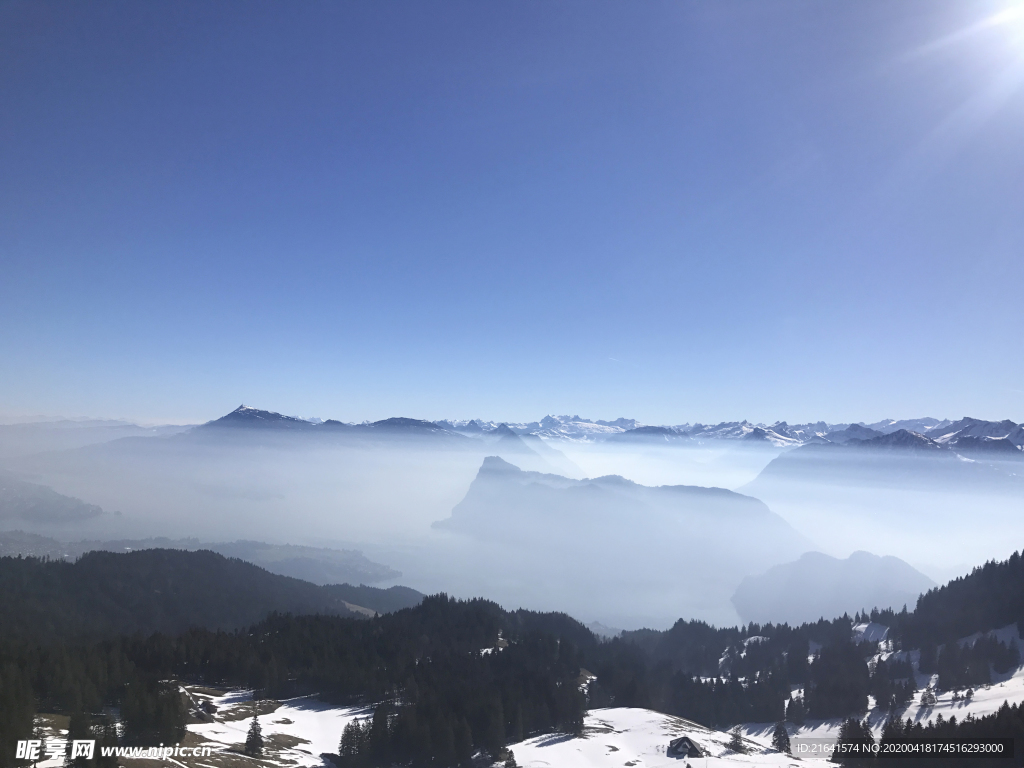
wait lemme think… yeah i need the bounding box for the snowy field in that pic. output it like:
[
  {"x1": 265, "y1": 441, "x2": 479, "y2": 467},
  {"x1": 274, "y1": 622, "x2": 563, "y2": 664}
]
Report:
[
  {"x1": 186, "y1": 688, "x2": 368, "y2": 767},
  {"x1": 509, "y1": 707, "x2": 799, "y2": 767},
  {"x1": 31, "y1": 635, "x2": 1024, "y2": 768},
  {"x1": 177, "y1": 622, "x2": 1024, "y2": 768},
  {"x1": 181, "y1": 691, "x2": 804, "y2": 767}
]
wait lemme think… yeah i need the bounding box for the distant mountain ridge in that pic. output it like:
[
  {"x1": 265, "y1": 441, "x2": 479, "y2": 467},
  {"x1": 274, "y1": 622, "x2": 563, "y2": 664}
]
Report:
[
  {"x1": 0, "y1": 532, "x2": 401, "y2": 585},
  {"x1": 204, "y1": 405, "x2": 463, "y2": 438},
  {"x1": 435, "y1": 456, "x2": 799, "y2": 536},
  {"x1": 826, "y1": 423, "x2": 883, "y2": 443},
  {"x1": 731, "y1": 551, "x2": 937, "y2": 626},
  {"x1": 848, "y1": 428, "x2": 947, "y2": 453},
  {"x1": 0, "y1": 470, "x2": 104, "y2": 523},
  {"x1": 6, "y1": 407, "x2": 1021, "y2": 451},
  {"x1": 0, "y1": 419, "x2": 191, "y2": 459},
  {"x1": 197, "y1": 407, "x2": 1023, "y2": 452},
  {"x1": 17, "y1": 406, "x2": 1015, "y2": 451},
  {"x1": 430, "y1": 456, "x2": 811, "y2": 624},
  {"x1": 745, "y1": 429, "x2": 1024, "y2": 495}
]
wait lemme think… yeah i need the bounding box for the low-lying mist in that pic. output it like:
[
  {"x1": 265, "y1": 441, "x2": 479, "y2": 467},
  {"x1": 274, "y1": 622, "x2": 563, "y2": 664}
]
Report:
[{"x1": 2, "y1": 413, "x2": 1022, "y2": 629}]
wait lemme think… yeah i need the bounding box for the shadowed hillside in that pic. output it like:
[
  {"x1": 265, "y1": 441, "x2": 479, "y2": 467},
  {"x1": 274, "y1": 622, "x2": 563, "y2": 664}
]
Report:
[{"x1": 0, "y1": 549, "x2": 421, "y2": 640}]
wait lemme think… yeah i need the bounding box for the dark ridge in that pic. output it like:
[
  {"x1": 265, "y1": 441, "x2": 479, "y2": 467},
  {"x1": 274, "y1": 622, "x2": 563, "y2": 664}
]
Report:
[
  {"x1": 849, "y1": 428, "x2": 945, "y2": 452},
  {"x1": 322, "y1": 583, "x2": 425, "y2": 615},
  {"x1": 953, "y1": 435, "x2": 1022, "y2": 457},
  {"x1": 0, "y1": 548, "x2": 372, "y2": 639}
]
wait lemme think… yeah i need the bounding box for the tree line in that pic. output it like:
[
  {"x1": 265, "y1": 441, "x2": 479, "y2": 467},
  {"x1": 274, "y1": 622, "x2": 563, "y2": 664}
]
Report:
[
  {"x1": 832, "y1": 702, "x2": 1024, "y2": 767},
  {"x1": 0, "y1": 595, "x2": 586, "y2": 768},
  {"x1": 3, "y1": 546, "x2": 1024, "y2": 767}
]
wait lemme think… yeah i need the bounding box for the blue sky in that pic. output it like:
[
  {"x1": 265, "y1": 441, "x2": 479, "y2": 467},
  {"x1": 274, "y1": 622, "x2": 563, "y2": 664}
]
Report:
[{"x1": 1, "y1": 0, "x2": 1022, "y2": 425}]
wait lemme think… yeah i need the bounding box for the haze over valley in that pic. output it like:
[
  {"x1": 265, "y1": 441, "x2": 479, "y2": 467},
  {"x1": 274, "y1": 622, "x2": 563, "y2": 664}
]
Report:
[{"x1": 3, "y1": 405, "x2": 1020, "y2": 628}]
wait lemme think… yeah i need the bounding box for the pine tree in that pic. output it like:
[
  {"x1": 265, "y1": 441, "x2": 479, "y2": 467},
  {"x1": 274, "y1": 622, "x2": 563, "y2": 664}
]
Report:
[
  {"x1": 339, "y1": 719, "x2": 362, "y2": 762},
  {"x1": 727, "y1": 725, "x2": 746, "y2": 754},
  {"x1": 368, "y1": 703, "x2": 391, "y2": 764},
  {"x1": 785, "y1": 695, "x2": 806, "y2": 726},
  {"x1": 919, "y1": 686, "x2": 936, "y2": 708},
  {"x1": 245, "y1": 708, "x2": 264, "y2": 757},
  {"x1": 835, "y1": 717, "x2": 875, "y2": 765},
  {"x1": 771, "y1": 721, "x2": 791, "y2": 754}
]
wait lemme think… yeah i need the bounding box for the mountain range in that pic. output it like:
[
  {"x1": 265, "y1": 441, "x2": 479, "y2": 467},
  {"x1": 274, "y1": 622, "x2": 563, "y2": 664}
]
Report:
[
  {"x1": 4, "y1": 406, "x2": 1022, "y2": 454},
  {"x1": 3, "y1": 405, "x2": 1021, "y2": 626},
  {"x1": 744, "y1": 429, "x2": 1024, "y2": 493},
  {"x1": 208, "y1": 407, "x2": 1024, "y2": 453}
]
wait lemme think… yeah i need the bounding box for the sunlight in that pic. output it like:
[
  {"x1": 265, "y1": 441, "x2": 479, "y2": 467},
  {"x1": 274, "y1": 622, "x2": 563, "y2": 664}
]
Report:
[
  {"x1": 909, "y1": 1, "x2": 1024, "y2": 58},
  {"x1": 989, "y1": 2, "x2": 1024, "y2": 47}
]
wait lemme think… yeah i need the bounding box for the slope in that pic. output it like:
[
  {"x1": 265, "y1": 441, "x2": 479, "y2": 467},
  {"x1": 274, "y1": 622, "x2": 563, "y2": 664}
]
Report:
[{"x1": 0, "y1": 548, "x2": 373, "y2": 639}]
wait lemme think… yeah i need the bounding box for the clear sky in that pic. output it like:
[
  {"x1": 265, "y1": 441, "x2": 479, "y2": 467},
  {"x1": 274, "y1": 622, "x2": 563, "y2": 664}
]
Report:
[{"x1": 1, "y1": 0, "x2": 1022, "y2": 426}]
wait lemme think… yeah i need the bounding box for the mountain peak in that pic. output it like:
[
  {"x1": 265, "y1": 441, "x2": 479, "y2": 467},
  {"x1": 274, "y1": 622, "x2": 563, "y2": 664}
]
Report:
[
  {"x1": 480, "y1": 455, "x2": 521, "y2": 472},
  {"x1": 204, "y1": 405, "x2": 313, "y2": 430}
]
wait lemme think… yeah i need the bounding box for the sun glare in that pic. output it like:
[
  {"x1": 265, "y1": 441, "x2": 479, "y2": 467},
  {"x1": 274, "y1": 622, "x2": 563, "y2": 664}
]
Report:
[{"x1": 990, "y1": 2, "x2": 1024, "y2": 45}]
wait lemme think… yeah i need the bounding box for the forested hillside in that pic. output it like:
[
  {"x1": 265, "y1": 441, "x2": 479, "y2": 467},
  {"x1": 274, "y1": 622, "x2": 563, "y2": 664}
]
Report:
[
  {"x1": 0, "y1": 549, "x2": 375, "y2": 638},
  {"x1": 606, "y1": 550, "x2": 1024, "y2": 725},
  {"x1": 895, "y1": 551, "x2": 1024, "y2": 648},
  {"x1": 2, "y1": 549, "x2": 1024, "y2": 768},
  {"x1": 0, "y1": 595, "x2": 589, "y2": 768}
]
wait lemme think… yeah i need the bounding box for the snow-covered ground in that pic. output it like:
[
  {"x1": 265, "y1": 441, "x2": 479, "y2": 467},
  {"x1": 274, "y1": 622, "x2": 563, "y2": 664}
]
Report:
[
  {"x1": 34, "y1": 639, "x2": 1024, "y2": 768},
  {"x1": 740, "y1": 662, "x2": 1024, "y2": 749},
  {"x1": 30, "y1": 715, "x2": 71, "y2": 768},
  {"x1": 186, "y1": 688, "x2": 367, "y2": 767},
  {"x1": 506, "y1": 708, "x2": 798, "y2": 767},
  {"x1": 182, "y1": 693, "x2": 803, "y2": 767},
  {"x1": 740, "y1": 624, "x2": 1024, "y2": 746}
]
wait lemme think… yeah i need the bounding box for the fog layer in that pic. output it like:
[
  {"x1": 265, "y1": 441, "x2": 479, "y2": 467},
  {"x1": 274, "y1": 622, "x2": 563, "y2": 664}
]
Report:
[{"x1": 2, "y1": 411, "x2": 1021, "y2": 628}]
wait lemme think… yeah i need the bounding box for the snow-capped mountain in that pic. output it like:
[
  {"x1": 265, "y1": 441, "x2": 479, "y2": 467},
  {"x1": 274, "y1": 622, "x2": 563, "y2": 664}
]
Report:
[
  {"x1": 202, "y1": 407, "x2": 1022, "y2": 455},
  {"x1": 435, "y1": 415, "x2": 643, "y2": 442},
  {"x1": 825, "y1": 423, "x2": 883, "y2": 443},
  {"x1": 207, "y1": 404, "x2": 316, "y2": 430},
  {"x1": 928, "y1": 416, "x2": 1024, "y2": 448},
  {"x1": 864, "y1": 417, "x2": 952, "y2": 434},
  {"x1": 668, "y1": 421, "x2": 802, "y2": 447}
]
